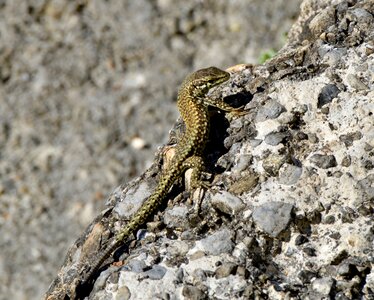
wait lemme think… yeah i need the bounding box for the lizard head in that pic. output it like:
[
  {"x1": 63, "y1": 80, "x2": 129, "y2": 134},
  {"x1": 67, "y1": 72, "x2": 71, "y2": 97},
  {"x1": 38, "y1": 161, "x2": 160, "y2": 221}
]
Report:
[{"x1": 185, "y1": 67, "x2": 230, "y2": 96}]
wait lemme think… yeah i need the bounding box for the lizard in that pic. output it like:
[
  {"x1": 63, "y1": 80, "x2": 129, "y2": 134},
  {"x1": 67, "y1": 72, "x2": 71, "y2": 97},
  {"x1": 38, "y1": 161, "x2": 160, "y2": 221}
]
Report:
[{"x1": 81, "y1": 66, "x2": 243, "y2": 285}]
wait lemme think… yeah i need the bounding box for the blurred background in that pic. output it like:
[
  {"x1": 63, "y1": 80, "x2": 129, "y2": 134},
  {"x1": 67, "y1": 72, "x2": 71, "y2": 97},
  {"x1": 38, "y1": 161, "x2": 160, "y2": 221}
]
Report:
[{"x1": 0, "y1": 0, "x2": 302, "y2": 299}]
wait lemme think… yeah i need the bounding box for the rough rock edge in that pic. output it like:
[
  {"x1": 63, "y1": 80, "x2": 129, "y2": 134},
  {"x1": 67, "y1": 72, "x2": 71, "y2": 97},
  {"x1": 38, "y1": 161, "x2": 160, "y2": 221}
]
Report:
[{"x1": 45, "y1": 0, "x2": 374, "y2": 299}]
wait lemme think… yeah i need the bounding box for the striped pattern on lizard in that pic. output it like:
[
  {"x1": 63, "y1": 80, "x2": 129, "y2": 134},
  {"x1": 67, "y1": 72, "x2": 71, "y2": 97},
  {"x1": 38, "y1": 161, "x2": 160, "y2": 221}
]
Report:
[{"x1": 82, "y1": 66, "x2": 242, "y2": 283}]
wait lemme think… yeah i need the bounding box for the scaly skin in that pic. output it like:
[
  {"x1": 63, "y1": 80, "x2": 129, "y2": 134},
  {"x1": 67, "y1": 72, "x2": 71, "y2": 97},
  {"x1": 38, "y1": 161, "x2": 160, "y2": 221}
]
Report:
[{"x1": 82, "y1": 67, "x2": 241, "y2": 282}]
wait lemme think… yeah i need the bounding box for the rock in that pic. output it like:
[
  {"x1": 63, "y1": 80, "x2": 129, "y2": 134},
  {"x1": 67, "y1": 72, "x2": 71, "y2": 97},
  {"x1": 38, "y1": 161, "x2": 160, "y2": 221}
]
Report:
[
  {"x1": 262, "y1": 153, "x2": 289, "y2": 176},
  {"x1": 215, "y1": 262, "x2": 237, "y2": 279},
  {"x1": 341, "y1": 155, "x2": 351, "y2": 167},
  {"x1": 211, "y1": 191, "x2": 245, "y2": 215},
  {"x1": 252, "y1": 202, "x2": 293, "y2": 237},
  {"x1": 339, "y1": 131, "x2": 362, "y2": 147},
  {"x1": 264, "y1": 130, "x2": 290, "y2": 146},
  {"x1": 298, "y1": 270, "x2": 317, "y2": 284},
  {"x1": 164, "y1": 205, "x2": 189, "y2": 229},
  {"x1": 195, "y1": 229, "x2": 234, "y2": 256},
  {"x1": 310, "y1": 154, "x2": 337, "y2": 169},
  {"x1": 115, "y1": 286, "x2": 131, "y2": 300},
  {"x1": 294, "y1": 235, "x2": 308, "y2": 246},
  {"x1": 322, "y1": 214, "x2": 335, "y2": 224},
  {"x1": 144, "y1": 265, "x2": 167, "y2": 280},
  {"x1": 43, "y1": 1, "x2": 374, "y2": 299},
  {"x1": 309, "y1": 7, "x2": 336, "y2": 36},
  {"x1": 127, "y1": 259, "x2": 147, "y2": 273},
  {"x1": 303, "y1": 247, "x2": 317, "y2": 257},
  {"x1": 255, "y1": 99, "x2": 286, "y2": 122},
  {"x1": 311, "y1": 277, "x2": 334, "y2": 296},
  {"x1": 182, "y1": 285, "x2": 206, "y2": 300},
  {"x1": 346, "y1": 74, "x2": 368, "y2": 91},
  {"x1": 317, "y1": 84, "x2": 340, "y2": 108},
  {"x1": 278, "y1": 163, "x2": 302, "y2": 185}
]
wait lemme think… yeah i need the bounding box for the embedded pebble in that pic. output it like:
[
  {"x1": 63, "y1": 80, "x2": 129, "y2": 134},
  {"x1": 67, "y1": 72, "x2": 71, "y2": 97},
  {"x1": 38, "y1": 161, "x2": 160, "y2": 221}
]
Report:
[
  {"x1": 144, "y1": 265, "x2": 167, "y2": 280},
  {"x1": 264, "y1": 131, "x2": 290, "y2": 146},
  {"x1": 317, "y1": 84, "x2": 340, "y2": 108},
  {"x1": 196, "y1": 229, "x2": 234, "y2": 255},
  {"x1": 182, "y1": 285, "x2": 206, "y2": 299},
  {"x1": 115, "y1": 286, "x2": 131, "y2": 300},
  {"x1": 127, "y1": 259, "x2": 147, "y2": 273},
  {"x1": 311, "y1": 277, "x2": 334, "y2": 295},
  {"x1": 255, "y1": 99, "x2": 286, "y2": 122},
  {"x1": 310, "y1": 154, "x2": 337, "y2": 169},
  {"x1": 278, "y1": 163, "x2": 302, "y2": 185},
  {"x1": 211, "y1": 191, "x2": 245, "y2": 215},
  {"x1": 252, "y1": 202, "x2": 294, "y2": 237},
  {"x1": 346, "y1": 74, "x2": 368, "y2": 90},
  {"x1": 215, "y1": 262, "x2": 237, "y2": 279},
  {"x1": 164, "y1": 206, "x2": 189, "y2": 229}
]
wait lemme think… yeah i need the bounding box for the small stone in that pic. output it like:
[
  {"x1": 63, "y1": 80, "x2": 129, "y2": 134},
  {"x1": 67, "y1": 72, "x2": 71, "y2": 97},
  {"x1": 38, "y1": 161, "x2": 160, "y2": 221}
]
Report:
[
  {"x1": 295, "y1": 132, "x2": 308, "y2": 141},
  {"x1": 323, "y1": 214, "x2": 336, "y2": 224},
  {"x1": 317, "y1": 84, "x2": 340, "y2": 108},
  {"x1": 323, "y1": 48, "x2": 346, "y2": 66},
  {"x1": 331, "y1": 250, "x2": 349, "y2": 265},
  {"x1": 341, "y1": 155, "x2": 351, "y2": 167},
  {"x1": 339, "y1": 131, "x2": 362, "y2": 147},
  {"x1": 309, "y1": 133, "x2": 319, "y2": 144},
  {"x1": 358, "y1": 174, "x2": 374, "y2": 198},
  {"x1": 329, "y1": 232, "x2": 341, "y2": 240},
  {"x1": 211, "y1": 191, "x2": 245, "y2": 215},
  {"x1": 249, "y1": 139, "x2": 262, "y2": 147},
  {"x1": 263, "y1": 154, "x2": 289, "y2": 176},
  {"x1": 337, "y1": 262, "x2": 360, "y2": 278},
  {"x1": 295, "y1": 235, "x2": 309, "y2": 246},
  {"x1": 215, "y1": 262, "x2": 237, "y2": 279},
  {"x1": 346, "y1": 74, "x2": 368, "y2": 91},
  {"x1": 182, "y1": 285, "x2": 206, "y2": 300},
  {"x1": 228, "y1": 173, "x2": 259, "y2": 195},
  {"x1": 115, "y1": 286, "x2": 131, "y2": 300},
  {"x1": 236, "y1": 266, "x2": 249, "y2": 278},
  {"x1": 321, "y1": 106, "x2": 329, "y2": 114},
  {"x1": 144, "y1": 265, "x2": 167, "y2": 280},
  {"x1": 197, "y1": 229, "x2": 234, "y2": 255},
  {"x1": 264, "y1": 131, "x2": 290, "y2": 146},
  {"x1": 192, "y1": 268, "x2": 208, "y2": 282},
  {"x1": 334, "y1": 292, "x2": 350, "y2": 300},
  {"x1": 340, "y1": 207, "x2": 357, "y2": 223},
  {"x1": 298, "y1": 270, "x2": 317, "y2": 284},
  {"x1": 115, "y1": 182, "x2": 154, "y2": 217},
  {"x1": 166, "y1": 240, "x2": 189, "y2": 258},
  {"x1": 232, "y1": 154, "x2": 252, "y2": 173},
  {"x1": 127, "y1": 259, "x2": 147, "y2": 273},
  {"x1": 312, "y1": 277, "x2": 334, "y2": 295},
  {"x1": 309, "y1": 7, "x2": 336, "y2": 36},
  {"x1": 252, "y1": 202, "x2": 294, "y2": 237},
  {"x1": 278, "y1": 164, "x2": 303, "y2": 185},
  {"x1": 189, "y1": 251, "x2": 205, "y2": 261},
  {"x1": 303, "y1": 247, "x2": 317, "y2": 257},
  {"x1": 164, "y1": 205, "x2": 189, "y2": 229},
  {"x1": 310, "y1": 154, "x2": 337, "y2": 169},
  {"x1": 175, "y1": 268, "x2": 184, "y2": 283},
  {"x1": 255, "y1": 99, "x2": 286, "y2": 122},
  {"x1": 130, "y1": 136, "x2": 147, "y2": 149}
]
